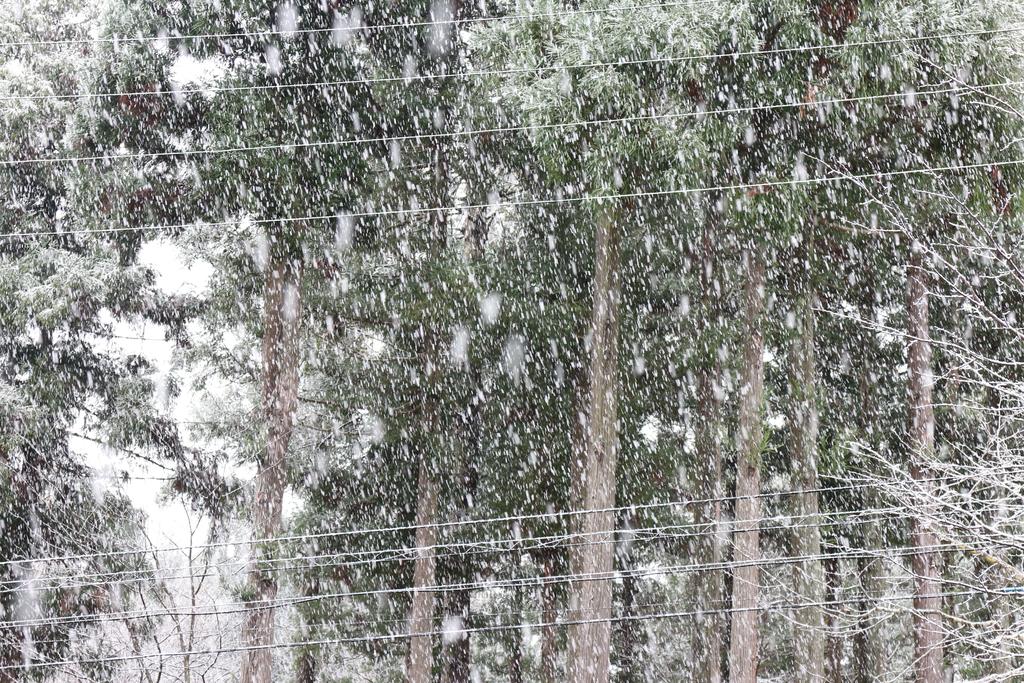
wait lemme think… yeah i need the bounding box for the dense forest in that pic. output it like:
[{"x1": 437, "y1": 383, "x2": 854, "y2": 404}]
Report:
[{"x1": 3, "y1": 0, "x2": 1024, "y2": 681}]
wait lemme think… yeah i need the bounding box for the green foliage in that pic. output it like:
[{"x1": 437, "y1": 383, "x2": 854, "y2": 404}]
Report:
[{"x1": 4, "y1": 0, "x2": 1024, "y2": 678}]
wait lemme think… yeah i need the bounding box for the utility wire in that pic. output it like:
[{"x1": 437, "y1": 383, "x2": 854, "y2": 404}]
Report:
[
  {"x1": 4, "y1": 78, "x2": 1016, "y2": 166},
  {"x1": 0, "y1": 469, "x2": 965, "y2": 568},
  {"x1": 0, "y1": 575, "x2": 963, "y2": 654},
  {"x1": 0, "y1": 589, "x2": 993, "y2": 671},
  {"x1": 4, "y1": 21, "x2": 1020, "y2": 85},
  {"x1": 0, "y1": 506, "x2": 901, "y2": 591},
  {"x1": 0, "y1": 541, "x2": 980, "y2": 631},
  {"x1": 3, "y1": 156, "x2": 1021, "y2": 240},
  {"x1": 4, "y1": 25, "x2": 1020, "y2": 103},
  {"x1": 0, "y1": 1, "x2": 715, "y2": 49}
]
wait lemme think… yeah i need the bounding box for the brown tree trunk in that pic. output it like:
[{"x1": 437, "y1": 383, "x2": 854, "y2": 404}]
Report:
[
  {"x1": 295, "y1": 578, "x2": 320, "y2": 683},
  {"x1": 728, "y1": 248, "x2": 766, "y2": 683},
  {"x1": 566, "y1": 207, "x2": 621, "y2": 683},
  {"x1": 440, "y1": 584, "x2": 471, "y2": 683},
  {"x1": 0, "y1": 456, "x2": 23, "y2": 683},
  {"x1": 296, "y1": 648, "x2": 317, "y2": 683},
  {"x1": 240, "y1": 254, "x2": 303, "y2": 683},
  {"x1": 509, "y1": 636, "x2": 523, "y2": 683},
  {"x1": 408, "y1": 458, "x2": 440, "y2": 683},
  {"x1": 616, "y1": 553, "x2": 642, "y2": 683},
  {"x1": 0, "y1": 650, "x2": 17, "y2": 683},
  {"x1": 406, "y1": 129, "x2": 454, "y2": 683},
  {"x1": 789, "y1": 280, "x2": 824, "y2": 683},
  {"x1": 693, "y1": 194, "x2": 725, "y2": 683},
  {"x1": 854, "y1": 534, "x2": 887, "y2": 683},
  {"x1": 907, "y1": 244, "x2": 943, "y2": 683},
  {"x1": 509, "y1": 584, "x2": 524, "y2": 683},
  {"x1": 854, "y1": 326, "x2": 888, "y2": 683},
  {"x1": 440, "y1": 190, "x2": 489, "y2": 683},
  {"x1": 540, "y1": 549, "x2": 559, "y2": 683},
  {"x1": 823, "y1": 554, "x2": 842, "y2": 683}
]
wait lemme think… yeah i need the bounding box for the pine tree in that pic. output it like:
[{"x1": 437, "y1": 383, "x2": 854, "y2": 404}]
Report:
[{"x1": 1, "y1": 0, "x2": 195, "y2": 676}]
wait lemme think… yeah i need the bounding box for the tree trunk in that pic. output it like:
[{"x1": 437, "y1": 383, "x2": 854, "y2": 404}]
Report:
[
  {"x1": 509, "y1": 584, "x2": 524, "y2": 683},
  {"x1": 789, "y1": 282, "x2": 824, "y2": 682},
  {"x1": 728, "y1": 248, "x2": 766, "y2": 683},
  {"x1": 440, "y1": 584, "x2": 471, "y2": 683},
  {"x1": 440, "y1": 195, "x2": 489, "y2": 683},
  {"x1": 854, "y1": 328, "x2": 888, "y2": 683},
  {"x1": 296, "y1": 577, "x2": 320, "y2": 683},
  {"x1": 296, "y1": 647, "x2": 317, "y2": 683},
  {"x1": 907, "y1": 243, "x2": 943, "y2": 683},
  {"x1": 540, "y1": 549, "x2": 559, "y2": 683},
  {"x1": 0, "y1": 649, "x2": 17, "y2": 683},
  {"x1": 406, "y1": 126, "x2": 454, "y2": 683},
  {"x1": 854, "y1": 541, "x2": 887, "y2": 683},
  {"x1": 240, "y1": 255, "x2": 303, "y2": 683},
  {"x1": 692, "y1": 195, "x2": 724, "y2": 683},
  {"x1": 566, "y1": 207, "x2": 621, "y2": 683},
  {"x1": 823, "y1": 554, "x2": 842, "y2": 683},
  {"x1": 0, "y1": 468, "x2": 23, "y2": 683},
  {"x1": 509, "y1": 634, "x2": 523, "y2": 683},
  {"x1": 408, "y1": 457, "x2": 440, "y2": 683},
  {"x1": 616, "y1": 553, "x2": 642, "y2": 683}
]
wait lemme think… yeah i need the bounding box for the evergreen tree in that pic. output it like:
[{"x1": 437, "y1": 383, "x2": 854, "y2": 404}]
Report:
[{"x1": 1, "y1": 0, "x2": 196, "y2": 676}]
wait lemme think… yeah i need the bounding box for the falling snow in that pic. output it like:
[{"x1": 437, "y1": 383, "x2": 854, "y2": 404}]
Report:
[{"x1": 2, "y1": 1, "x2": 1024, "y2": 682}]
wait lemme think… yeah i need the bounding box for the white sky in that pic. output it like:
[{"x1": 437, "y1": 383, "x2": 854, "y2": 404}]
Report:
[{"x1": 73, "y1": 239, "x2": 213, "y2": 549}]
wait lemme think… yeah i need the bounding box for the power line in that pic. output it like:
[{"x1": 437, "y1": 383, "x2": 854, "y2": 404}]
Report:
[
  {"x1": 2, "y1": 508, "x2": 887, "y2": 588},
  {"x1": 3, "y1": 456, "x2": 1013, "y2": 572},
  {"x1": 5, "y1": 78, "x2": 1015, "y2": 166},
  {"x1": 4, "y1": 20, "x2": 1020, "y2": 91},
  {"x1": 0, "y1": 541, "x2": 979, "y2": 631},
  {"x1": 0, "y1": 506, "x2": 901, "y2": 591},
  {"x1": 0, "y1": 468, "x2": 941, "y2": 568},
  {"x1": 0, "y1": 574, "x2": 963, "y2": 655},
  {"x1": 0, "y1": 593, "x2": 710, "y2": 651},
  {"x1": 0, "y1": 589, "x2": 990, "y2": 671},
  {"x1": 4, "y1": 23, "x2": 1020, "y2": 103},
  {"x1": 0, "y1": 1, "x2": 714, "y2": 50},
  {"x1": 3, "y1": 156, "x2": 1020, "y2": 240}
]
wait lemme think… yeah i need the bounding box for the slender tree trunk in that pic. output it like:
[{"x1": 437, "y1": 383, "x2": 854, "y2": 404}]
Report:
[
  {"x1": 123, "y1": 617, "x2": 156, "y2": 683},
  {"x1": 440, "y1": 583, "x2": 471, "y2": 683},
  {"x1": 616, "y1": 553, "x2": 642, "y2": 683},
  {"x1": 0, "y1": 457, "x2": 23, "y2": 683},
  {"x1": 789, "y1": 280, "x2": 824, "y2": 682},
  {"x1": 566, "y1": 207, "x2": 621, "y2": 683},
  {"x1": 540, "y1": 549, "x2": 559, "y2": 683},
  {"x1": 0, "y1": 580, "x2": 18, "y2": 681},
  {"x1": 440, "y1": 190, "x2": 489, "y2": 683},
  {"x1": 1, "y1": 464, "x2": 36, "y2": 683},
  {"x1": 296, "y1": 577, "x2": 320, "y2": 683},
  {"x1": 693, "y1": 195, "x2": 724, "y2": 683},
  {"x1": 408, "y1": 458, "x2": 440, "y2": 683},
  {"x1": 854, "y1": 537, "x2": 887, "y2": 683},
  {"x1": 240, "y1": 255, "x2": 302, "y2": 683},
  {"x1": 0, "y1": 649, "x2": 17, "y2": 683},
  {"x1": 907, "y1": 244, "x2": 943, "y2": 683},
  {"x1": 728, "y1": 248, "x2": 766, "y2": 683},
  {"x1": 296, "y1": 648, "x2": 317, "y2": 683},
  {"x1": 982, "y1": 384, "x2": 1018, "y2": 679},
  {"x1": 406, "y1": 130, "x2": 454, "y2": 683},
  {"x1": 509, "y1": 635, "x2": 523, "y2": 683},
  {"x1": 854, "y1": 333, "x2": 888, "y2": 683},
  {"x1": 509, "y1": 584, "x2": 524, "y2": 683},
  {"x1": 823, "y1": 554, "x2": 842, "y2": 683}
]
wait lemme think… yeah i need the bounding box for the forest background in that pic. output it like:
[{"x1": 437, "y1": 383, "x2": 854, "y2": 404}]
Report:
[{"x1": 3, "y1": 0, "x2": 1024, "y2": 681}]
